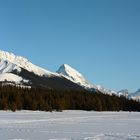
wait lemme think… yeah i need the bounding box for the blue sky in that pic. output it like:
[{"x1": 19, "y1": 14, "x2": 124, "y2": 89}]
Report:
[{"x1": 0, "y1": 0, "x2": 140, "y2": 92}]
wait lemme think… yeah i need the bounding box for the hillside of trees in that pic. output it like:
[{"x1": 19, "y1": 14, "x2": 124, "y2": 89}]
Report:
[{"x1": 0, "y1": 85, "x2": 140, "y2": 112}]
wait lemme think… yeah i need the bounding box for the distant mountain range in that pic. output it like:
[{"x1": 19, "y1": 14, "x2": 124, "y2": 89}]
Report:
[{"x1": 0, "y1": 50, "x2": 139, "y2": 100}]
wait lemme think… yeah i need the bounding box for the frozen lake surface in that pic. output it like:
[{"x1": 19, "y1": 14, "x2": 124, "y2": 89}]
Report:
[{"x1": 0, "y1": 110, "x2": 140, "y2": 140}]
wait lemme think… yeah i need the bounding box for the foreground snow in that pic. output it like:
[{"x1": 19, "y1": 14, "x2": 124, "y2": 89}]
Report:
[{"x1": 0, "y1": 111, "x2": 140, "y2": 140}]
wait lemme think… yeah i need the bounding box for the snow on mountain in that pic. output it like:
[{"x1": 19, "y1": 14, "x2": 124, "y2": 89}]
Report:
[
  {"x1": 0, "y1": 59, "x2": 21, "y2": 74},
  {"x1": 0, "y1": 58, "x2": 29, "y2": 85},
  {"x1": 132, "y1": 88, "x2": 140, "y2": 97},
  {"x1": 0, "y1": 50, "x2": 55, "y2": 76},
  {"x1": 117, "y1": 89, "x2": 129, "y2": 97},
  {"x1": 56, "y1": 64, "x2": 120, "y2": 95},
  {"x1": 56, "y1": 64, "x2": 118, "y2": 95},
  {"x1": 130, "y1": 89, "x2": 140, "y2": 101},
  {"x1": 0, "y1": 73, "x2": 29, "y2": 84},
  {"x1": 56, "y1": 64, "x2": 95, "y2": 89},
  {"x1": 1, "y1": 50, "x2": 136, "y2": 97},
  {"x1": 96, "y1": 85, "x2": 117, "y2": 95},
  {"x1": 0, "y1": 50, "x2": 120, "y2": 94}
]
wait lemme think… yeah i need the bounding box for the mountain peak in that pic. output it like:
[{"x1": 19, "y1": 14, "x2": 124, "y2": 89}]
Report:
[
  {"x1": 132, "y1": 88, "x2": 140, "y2": 97},
  {"x1": 57, "y1": 64, "x2": 83, "y2": 78},
  {"x1": 0, "y1": 50, "x2": 28, "y2": 63},
  {"x1": 0, "y1": 49, "x2": 53, "y2": 76},
  {"x1": 57, "y1": 64, "x2": 93, "y2": 89},
  {"x1": 117, "y1": 89, "x2": 129, "y2": 97},
  {"x1": 59, "y1": 64, "x2": 74, "y2": 72},
  {"x1": 62, "y1": 63, "x2": 69, "y2": 67},
  {"x1": 62, "y1": 64, "x2": 73, "y2": 69},
  {"x1": 136, "y1": 88, "x2": 140, "y2": 92}
]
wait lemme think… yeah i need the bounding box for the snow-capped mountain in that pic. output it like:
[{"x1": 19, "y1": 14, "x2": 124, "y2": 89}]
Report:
[
  {"x1": 96, "y1": 85, "x2": 117, "y2": 95},
  {"x1": 0, "y1": 49, "x2": 132, "y2": 97},
  {"x1": 56, "y1": 64, "x2": 95, "y2": 89},
  {"x1": 0, "y1": 58, "x2": 28, "y2": 84},
  {"x1": 0, "y1": 73, "x2": 29, "y2": 84},
  {"x1": 130, "y1": 89, "x2": 140, "y2": 101},
  {"x1": 0, "y1": 49, "x2": 119, "y2": 94},
  {"x1": 132, "y1": 89, "x2": 140, "y2": 97},
  {"x1": 0, "y1": 50, "x2": 58, "y2": 86},
  {"x1": 0, "y1": 50, "x2": 85, "y2": 86},
  {"x1": 117, "y1": 89, "x2": 129, "y2": 97},
  {"x1": 0, "y1": 50, "x2": 55, "y2": 76},
  {"x1": 0, "y1": 59, "x2": 20, "y2": 74},
  {"x1": 56, "y1": 64, "x2": 119, "y2": 95},
  {"x1": 0, "y1": 50, "x2": 85, "y2": 90}
]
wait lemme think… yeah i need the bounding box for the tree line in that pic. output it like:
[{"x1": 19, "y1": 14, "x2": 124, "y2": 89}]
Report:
[{"x1": 0, "y1": 85, "x2": 140, "y2": 112}]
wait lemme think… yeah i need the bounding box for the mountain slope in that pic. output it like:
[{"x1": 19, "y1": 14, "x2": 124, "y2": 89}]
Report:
[
  {"x1": 56, "y1": 64, "x2": 119, "y2": 95},
  {"x1": 0, "y1": 50, "x2": 55, "y2": 76},
  {"x1": 130, "y1": 89, "x2": 140, "y2": 100},
  {"x1": 132, "y1": 89, "x2": 140, "y2": 97},
  {"x1": 96, "y1": 85, "x2": 117, "y2": 95},
  {"x1": 0, "y1": 73, "x2": 29, "y2": 84},
  {"x1": 0, "y1": 50, "x2": 118, "y2": 94},
  {"x1": 12, "y1": 68, "x2": 85, "y2": 90},
  {"x1": 56, "y1": 64, "x2": 94, "y2": 89},
  {"x1": 1, "y1": 50, "x2": 131, "y2": 95},
  {"x1": 0, "y1": 50, "x2": 85, "y2": 91},
  {"x1": 117, "y1": 89, "x2": 129, "y2": 97},
  {"x1": 0, "y1": 59, "x2": 20, "y2": 74}
]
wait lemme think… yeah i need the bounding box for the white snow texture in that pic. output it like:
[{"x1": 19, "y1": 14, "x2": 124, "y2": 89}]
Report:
[{"x1": 0, "y1": 110, "x2": 140, "y2": 140}]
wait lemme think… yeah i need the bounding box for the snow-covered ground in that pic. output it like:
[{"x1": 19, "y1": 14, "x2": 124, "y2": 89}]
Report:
[{"x1": 0, "y1": 111, "x2": 140, "y2": 140}]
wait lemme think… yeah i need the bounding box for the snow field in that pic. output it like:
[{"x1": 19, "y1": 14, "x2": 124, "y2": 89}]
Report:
[{"x1": 0, "y1": 111, "x2": 140, "y2": 140}]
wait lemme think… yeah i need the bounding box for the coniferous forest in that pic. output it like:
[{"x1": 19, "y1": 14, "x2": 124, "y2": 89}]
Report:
[{"x1": 0, "y1": 84, "x2": 140, "y2": 112}]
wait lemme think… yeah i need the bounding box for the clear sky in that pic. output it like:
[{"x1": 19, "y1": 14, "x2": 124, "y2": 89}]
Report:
[{"x1": 0, "y1": 0, "x2": 140, "y2": 92}]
